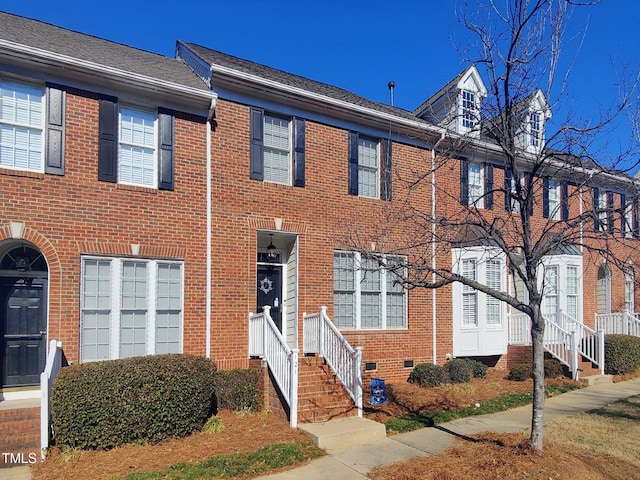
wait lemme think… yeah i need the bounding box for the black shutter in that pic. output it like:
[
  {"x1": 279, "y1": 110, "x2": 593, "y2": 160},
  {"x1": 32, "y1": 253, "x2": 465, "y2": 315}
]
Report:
[
  {"x1": 381, "y1": 138, "x2": 392, "y2": 201},
  {"x1": 593, "y1": 187, "x2": 600, "y2": 232},
  {"x1": 561, "y1": 181, "x2": 569, "y2": 221},
  {"x1": 460, "y1": 159, "x2": 469, "y2": 206},
  {"x1": 348, "y1": 131, "x2": 359, "y2": 195},
  {"x1": 45, "y1": 84, "x2": 65, "y2": 175},
  {"x1": 621, "y1": 193, "x2": 627, "y2": 234},
  {"x1": 250, "y1": 107, "x2": 264, "y2": 180},
  {"x1": 504, "y1": 167, "x2": 513, "y2": 211},
  {"x1": 526, "y1": 173, "x2": 533, "y2": 215},
  {"x1": 293, "y1": 117, "x2": 305, "y2": 187},
  {"x1": 608, "y1": 191, "x2": 615, "y2": 232},
  {"x1": 543, "y1": 177, "x2": 550, "y2": 218},
  {"x1": 158, "y1": 108, "x2": 174, "y2": 190},
  {"x1": 98, "y1": 96, "x2": 118, "y2": 183},
  {"x1": 485, "y1": 163, "x2": 493, "y2": 210},
  {"x1": 634, "y1": 197, "x2": 639, "y2": 238}
]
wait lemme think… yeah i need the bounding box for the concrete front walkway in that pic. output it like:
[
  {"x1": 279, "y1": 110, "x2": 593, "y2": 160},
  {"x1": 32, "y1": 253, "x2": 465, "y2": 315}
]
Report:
[{"x1": 255, "y1": 377, "x2": 640, "y2": 480}]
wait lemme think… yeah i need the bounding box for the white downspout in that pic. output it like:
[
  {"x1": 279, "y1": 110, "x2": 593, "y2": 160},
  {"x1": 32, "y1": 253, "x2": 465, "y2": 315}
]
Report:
[
  {"x1": 206, "y1": 96, "x2": 216, "y2": 358},
  {"x1": 432, "y1": 132, "x2": 446, "y2": 364}
]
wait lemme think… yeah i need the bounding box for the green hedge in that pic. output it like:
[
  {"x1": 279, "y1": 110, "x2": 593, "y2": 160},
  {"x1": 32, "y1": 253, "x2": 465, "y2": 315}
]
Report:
[
  {"x1": 215, "y1": 368, "x2": 262, "y2": 411},
  {"x1": 443, "y1": 359, "x2": 473, "y2": 384},
  {"x1": 51, "y1": 354, "x2": 217, "y2": 450},
  {"x1": 408, "y1": 363, "x2": 447, "y2": 387},
  {"x1": 604, "y1": 334, "x2": 640, "y2": 375}
]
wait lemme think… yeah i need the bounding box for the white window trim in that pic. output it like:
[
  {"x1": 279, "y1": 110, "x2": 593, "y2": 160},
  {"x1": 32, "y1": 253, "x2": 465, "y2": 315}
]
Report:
[
  {"x1": 548, "y1": 180, "x2": 561, "y2": 220},
  {"x1": 460, "y1": 90, "x2": 477, "y2": 133},
  {"x1": 263, "y1": 112, "x2": 292, "y2": 186},
  {"x1": 357, "y1": 136, "x2": 380, "y2": 199},
  {"x1": 452, "y1": 247, "x2": 506, "y2": 331},
  {"x1": 468, "y1": 161, "x2": 485, "y2": 208},
  {"x1": 0, "y1": 78, "x2": 45, "y2": 173},
  {"x1": 118, "y1": 105, "x2": 158, "y2": 188},
  {"x1": 538, "y1": 254, "x2": 583, "y2": 323},
  {"x1": 625, "y1": 270, "x2": 635, "y2": 313},
  {"x1": 334, "y1": 251, "x2": 407, "y2": 330},
  {"x1": 80, "y1": 256, "x2": 184, "y2": 362}
]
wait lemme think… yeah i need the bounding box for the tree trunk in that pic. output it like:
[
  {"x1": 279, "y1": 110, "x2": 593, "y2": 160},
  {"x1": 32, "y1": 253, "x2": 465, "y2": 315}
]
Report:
[{"x1": 529, "y1": 304, "x2": 546, "y2": 450}]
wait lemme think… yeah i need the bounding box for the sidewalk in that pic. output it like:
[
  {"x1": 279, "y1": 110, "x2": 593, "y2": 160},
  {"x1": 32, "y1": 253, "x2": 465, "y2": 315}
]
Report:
[{"x1": 255, "y1": 376, "x2": 640, "y2": 479}]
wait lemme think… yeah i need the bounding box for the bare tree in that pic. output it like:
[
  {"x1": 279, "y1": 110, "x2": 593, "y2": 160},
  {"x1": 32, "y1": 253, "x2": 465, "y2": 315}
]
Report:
[{"x1": 341, "y1": 0, "x2": 640, "y2": 450}]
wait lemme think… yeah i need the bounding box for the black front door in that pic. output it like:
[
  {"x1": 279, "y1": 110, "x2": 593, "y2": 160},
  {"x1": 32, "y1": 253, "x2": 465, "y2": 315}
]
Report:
[
  {"x1": 1, "y1": 279, "x2": 47, "y2": 387},
  {"x1": 256, "y1": 265, "x2": 283, "y2": 333}
]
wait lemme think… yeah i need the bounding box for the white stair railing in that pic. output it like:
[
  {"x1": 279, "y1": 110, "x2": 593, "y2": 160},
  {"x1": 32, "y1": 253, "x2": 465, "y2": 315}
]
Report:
[
  {"x1": 40, "y1": 340, "x2": 63, "y2": 459},
  {"x1": 508, "y1": 312, "x2": 605, "y2": 379},
  {"x1": 248, "y1": 306, "x2": 298, "y2": 428},
  {"x1": 596, "y1": 311, "x2": 640, "y2": 337},
  {"x1": 303, "y1": 306, "x2": 363, "y2": 417}
]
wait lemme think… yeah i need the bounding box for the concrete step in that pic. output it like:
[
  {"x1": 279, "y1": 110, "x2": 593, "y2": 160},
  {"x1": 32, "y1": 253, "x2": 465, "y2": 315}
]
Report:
[
  {"x1": 580, "y1": 374, "x2": 613, "y2": 386},
  {"x1": 299, "y1": 416, "x2": 386, "y2": 450}
]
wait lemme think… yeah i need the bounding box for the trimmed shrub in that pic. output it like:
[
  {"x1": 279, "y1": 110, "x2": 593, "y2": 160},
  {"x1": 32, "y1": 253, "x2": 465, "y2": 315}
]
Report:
[
  {"x1": 462, "y1": 358, "x2": 488, "y2": 379},
  {"x1": 507, "y1": 363, "x2": 532, "y2": 381},
  {"x1": 443, "y1": 358, "x2": 473, "y2": 384},
  {"x1": 408, "y1": 363, "x2": 446, "y2": 388},
  {"x1": 215, "y1": 369, "x2": 262, "y2": 411},
  {"x1": 604, "y1": 334, "x2": 640, "y2": 375},
  {"x1": 544, "y1": 358, "x2": 564, "y2": 378},
  {"x1": 51, "y1": 354, "x2": 217, "y2": 450}
]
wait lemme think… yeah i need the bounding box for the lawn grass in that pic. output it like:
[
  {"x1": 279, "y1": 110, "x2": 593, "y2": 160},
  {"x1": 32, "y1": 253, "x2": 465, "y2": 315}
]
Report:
[
  {"x1": 113, "y1": 441, "x2": 325, "y2": 480},
  {"x1": 386, "y1": 384, "x2": 580, "y2": 433}
]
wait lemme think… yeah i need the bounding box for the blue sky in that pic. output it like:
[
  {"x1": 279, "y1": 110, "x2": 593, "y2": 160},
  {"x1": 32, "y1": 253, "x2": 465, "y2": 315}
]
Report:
[{"x1": 2, "y1": 0, "x2": 639, "y2": 164}]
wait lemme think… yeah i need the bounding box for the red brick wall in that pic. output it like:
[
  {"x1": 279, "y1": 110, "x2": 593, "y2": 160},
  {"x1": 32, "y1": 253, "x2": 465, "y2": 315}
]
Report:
[{"x1": 0, "y1": 87, "x2": 209, "y2": 363}]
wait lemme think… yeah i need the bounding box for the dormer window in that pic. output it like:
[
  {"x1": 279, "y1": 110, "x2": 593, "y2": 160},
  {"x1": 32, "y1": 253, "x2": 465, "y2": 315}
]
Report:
[
  {"x1": 462, "y1": 90, "x2": 477, "y2": 131},
  {"x1": 529, "y1": 112, "x2": 541, "y2": 147}
]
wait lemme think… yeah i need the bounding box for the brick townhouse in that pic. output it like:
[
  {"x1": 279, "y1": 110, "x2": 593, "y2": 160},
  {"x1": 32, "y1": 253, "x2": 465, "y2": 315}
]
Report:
[{"x1": 1, "y1": 11, "x2": 640, "y2": 435}]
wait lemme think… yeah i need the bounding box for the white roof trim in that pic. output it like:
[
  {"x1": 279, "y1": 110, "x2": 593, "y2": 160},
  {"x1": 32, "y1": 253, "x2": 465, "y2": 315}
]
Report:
[{"x1": 0, "y1": 39, "x2": 217, "y2": 104}]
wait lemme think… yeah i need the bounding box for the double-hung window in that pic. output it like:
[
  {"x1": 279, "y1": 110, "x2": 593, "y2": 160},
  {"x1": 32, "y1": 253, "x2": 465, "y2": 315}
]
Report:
[
  {"x1": 357, "y1": 136, "x2": 379, "y2": 199},
  {"x1": 461, "y1": 258, "x2": 478, "y2": 327},
  {"x1": 595, "y1": 189, "x2": 609, "y2": 232},
  {"x1": 80, "y1": 257, "x2": 183, "y2": 362},
  {"x1": 461, "y1": 90, "x2": 476, "y2": 131},
  {"x1": 566, "y1": 265, "x2": 579, "y2": 320},
  {"x1": 98, "y1": 97, "x2": 174, "y2": 190},
  {"x1": 461, "y1": 159, "x2": 493, "y2": 209},
  {"x1": 547, "y1": 180, "x2": 560, "y2": 220},
  {"x1": 119, "y1": 107, "x2": 157, "y2": 187},
  {"x1": 348, "y1": 131, "x2": 392, "y2": 200},
  {"x1": 453, "y1": 248, "x2": 506, "y2": 330},
  {"x1": 0, "y1": 80, "x2": 43, "y2": 171},
  {"x1": 333, "y1": 251, "x2": 407, "y2": 330},
  {"x1": 625, "y1": 270, "x2": 635, "y2": 313},
  {"x1": 542, "y1": 265, "x2": 558, "y2": 317},
  {"x1": 529, "y1": 112, "x2": 541, "y2": 147},
  {"x1": 623, "y1": 196, "x2": 633, "y2": 237},
  {"x1": 250, "y1": 107, "x2": 305, "y2": 187}
]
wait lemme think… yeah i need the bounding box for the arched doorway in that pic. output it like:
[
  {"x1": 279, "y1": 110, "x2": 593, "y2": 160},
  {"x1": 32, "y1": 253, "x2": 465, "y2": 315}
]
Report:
[{"x1": 0, "y1": 242, "x2": 48, "y2": 388}]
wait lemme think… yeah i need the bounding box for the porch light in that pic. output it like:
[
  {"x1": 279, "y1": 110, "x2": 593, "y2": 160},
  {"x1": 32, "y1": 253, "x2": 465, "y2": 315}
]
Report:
[{"x1": 266, "y1": 234, "x2": 278, "y2": 262}]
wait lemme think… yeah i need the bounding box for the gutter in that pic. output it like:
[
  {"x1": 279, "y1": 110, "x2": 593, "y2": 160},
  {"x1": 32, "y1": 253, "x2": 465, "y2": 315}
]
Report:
[
  {"x1": 0, "y1": 39, "x2": 215, "y2": 103},
  {"x1": 431, "y1": 132, "x2": 446, "y2": 364},
  {"x1": 205, "y1": 97, "x2": 216, "y2": 358}
]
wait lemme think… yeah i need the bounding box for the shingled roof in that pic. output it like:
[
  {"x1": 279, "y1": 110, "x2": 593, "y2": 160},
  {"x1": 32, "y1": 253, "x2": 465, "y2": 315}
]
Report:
[
  {"x1": 180, "y1": 42, "x2": 421, "y2": 122},
  {"x1": 0, "y1": 11, "x2": 209, "y2": 92}
]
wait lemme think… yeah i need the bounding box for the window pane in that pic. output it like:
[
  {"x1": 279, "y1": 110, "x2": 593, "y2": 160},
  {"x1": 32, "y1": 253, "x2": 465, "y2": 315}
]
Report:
[
  {"x1": 361, "y1": 293, "x2": 381, "y2": 329},
  {"x1": 120, "y1": 312, "x2": 147, "y2": 358},
  {"x1": 468, "y1": 162, "x2": 483, "y2": 204},
  {"x1": 358, "y1": 137, "x2": 378, "y2": 198},
  {"x1": 81, "y1": 259, "x2": 112, "y2": 362},
  {"x1": 156, "y1": 312, "x2": 180, "y2": 353},
  {"x1": 119, "y1": 107, "x2": 156, "y2": 187},
  {"x1": 0, "y1": 81, "x2": 43, "y2": 171},
  {"x1": 334, "y1": 252, "x2": 355, "y2": 328},
  {"x1": 263, "y1": 114, "x2": 290, "y2": 184}
]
